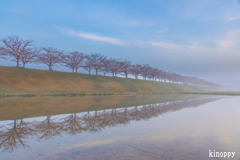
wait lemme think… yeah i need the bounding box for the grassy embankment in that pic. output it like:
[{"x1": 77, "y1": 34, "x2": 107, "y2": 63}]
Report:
[{"x1": 0, "y1": 66, "x2": 225, "y2": 97}]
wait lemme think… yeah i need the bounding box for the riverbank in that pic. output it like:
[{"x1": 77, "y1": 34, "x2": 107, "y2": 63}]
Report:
[{"x1": 0, "y1": 66, "x2": 223, "y2": 97}]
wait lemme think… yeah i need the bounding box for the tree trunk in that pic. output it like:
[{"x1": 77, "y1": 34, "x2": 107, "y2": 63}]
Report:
[
  {"x1": 96, "y1": 69, "x2": 98, "y2": 75},
  {"x1": 47, "y1": 116, "x2": 50, "y2": 125},
  {"x1": 125, "y1": 73, "x2": 128, "y2": 78},
  {"x1": 14, "y1": 119, "x2": 16, "y2": 131},
  {"x1": 76, "y1": 67, "x2": 78, "y2": 73},
  {"x1": 49, "y1": 65, "x2": 52, "y2": 71},
  {"x1": 17, "y1": 58, "x2": 19, "y2": 67},
  {"x1": 23, "y1": 62, "x2": 25, "y2": 68}
]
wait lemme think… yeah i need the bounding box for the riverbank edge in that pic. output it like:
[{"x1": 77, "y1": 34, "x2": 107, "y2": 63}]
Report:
[
  {"x1": 0, "y1": 91, "x2": 239, "y2": 98},
  {"x1": 0, "y1": 92, "x2": 173, "y2": 98}
]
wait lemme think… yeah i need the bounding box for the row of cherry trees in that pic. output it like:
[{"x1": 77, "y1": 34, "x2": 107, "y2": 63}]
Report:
[{"x1": 0, "y1": 36, "x2": 220, "y2": 87}]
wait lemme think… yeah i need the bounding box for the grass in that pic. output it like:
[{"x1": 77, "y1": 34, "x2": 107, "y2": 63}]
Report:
[{"x1": 0, "y1": 66, "x2": 224, "y2": 96}]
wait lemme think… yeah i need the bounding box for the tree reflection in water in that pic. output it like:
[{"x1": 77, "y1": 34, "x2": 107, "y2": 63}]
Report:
[
  {"x1": 34, "y1": 116, "x2": 63, "y2": 140},
  {"x1": 0, "y1": 119, "x2": 37, "y2": 152},
  {"x1": 0, "y1": 97, "x2": 221, "y2": 152},
  {"x1": 61, "y1": 113, "x2": 87, "y2": 135}
]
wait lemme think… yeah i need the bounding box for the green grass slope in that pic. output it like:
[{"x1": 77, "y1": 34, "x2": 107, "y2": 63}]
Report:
[{"x1": 0, "y1": 66, "x2": 222, "y2": 94}]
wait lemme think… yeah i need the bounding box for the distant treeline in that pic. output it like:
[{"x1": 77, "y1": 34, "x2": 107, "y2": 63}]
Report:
[{"x1": 0, "y1": 35, "x2": 220, "y2": 87}]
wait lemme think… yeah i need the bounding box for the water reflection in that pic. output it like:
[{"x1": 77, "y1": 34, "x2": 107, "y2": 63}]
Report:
[
  {"x1": 0, "y1": 119, "x2": 37, "y2": 152},
  {"x1": 0, "y1": 96, "x2": 221, "y2": 153}
]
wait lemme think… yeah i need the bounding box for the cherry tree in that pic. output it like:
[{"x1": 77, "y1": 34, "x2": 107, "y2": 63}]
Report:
[
  {"x1": 60, "y1": 52, "x2": 76, "y2": 72},
  {"x1": 130, "y1": 64, "x2": 142, "y2": 79},
  {"x1": 1, "y1": 36, "x2": 34, "y2": 67},
  {"x1": 104, "y1": 58, "x2": 121, "y2": 77},
  {"x1": 36, "y1": 47, "x2": 62, "y2": 71},
  {"x1": 0, "y1": 47, "x2": 7, "y2": 61},
  {"x1": 140, "y1": 64, "x2": 151, "y2": 80},
  {"x1": 147, "y1": 67, "x2": 159, "y2": 81},
  {"x1": 73, "y1": 52, "x2": 86, "y2": 73},
  {"x1": 61, "y1": 51, "x2": 86, "y2": 73},
  {"x1": 100, "y1": 58, "x2": 110, "y2": 76},
  {"x1": 20, "y1": 48, "x2": 40, "y2": 68},
  {"x1": 88, "y1": 53, "x2": 106, "y2": 75},
  {"x1": 120, "y1": 59, "x2": 131, "y2": 78},
  {"x1": 155, "y1": 70, "x2": 165, "y2": 82},
  {"x1": 82, "y1": 55, "x2": 93, "y2": 74}
]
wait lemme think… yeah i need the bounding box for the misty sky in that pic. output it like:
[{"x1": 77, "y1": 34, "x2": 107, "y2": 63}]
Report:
[{"x1": 1, "y1": 0, "x2": 240, "y2": 86}]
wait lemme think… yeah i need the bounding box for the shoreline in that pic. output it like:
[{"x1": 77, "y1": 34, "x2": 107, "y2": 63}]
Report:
[
  {"x1": 0, "y1": 91, "x2": 240, "y2": 98},
  {"x1": 0, "y1": 92, "x2": 171, "y2": 98}
]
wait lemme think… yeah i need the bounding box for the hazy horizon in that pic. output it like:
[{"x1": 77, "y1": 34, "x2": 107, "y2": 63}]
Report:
[{"x1": 1, "y1": 0, "x2": 240, "y2": 86}]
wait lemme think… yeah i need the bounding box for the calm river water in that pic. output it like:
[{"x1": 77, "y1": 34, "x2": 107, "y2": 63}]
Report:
[{"x1": 0, "y1": 94, "x2": 239, "y2": 160}]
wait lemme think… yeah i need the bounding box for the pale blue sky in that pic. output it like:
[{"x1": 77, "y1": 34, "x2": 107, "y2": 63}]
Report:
[{"x1": 1, "y1": 0, "x2": 240, "y2": 86}]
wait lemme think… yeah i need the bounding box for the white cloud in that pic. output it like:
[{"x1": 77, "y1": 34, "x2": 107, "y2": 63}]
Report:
[
  {"x1": 218, "y1": 40, "x2": 236, "y2": 48},
  {"x1": 75, "y1": 33, "x2": 124, "y2": 45},
  {"x1": 150, "y1": 29, "x2": 240, "y2": 52},
  {"x1": 217, "y1": 29, "x2": 240, "y2": 49},
  {"x1": 225, "y1": 11, "x2": 240, "y2": 21},
  {"x1": 225, "y1": 16, "x2": 240, "y2": 21},
  {"x1": 63, "y1": 29, "x2": 125, "y2": 46}
]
